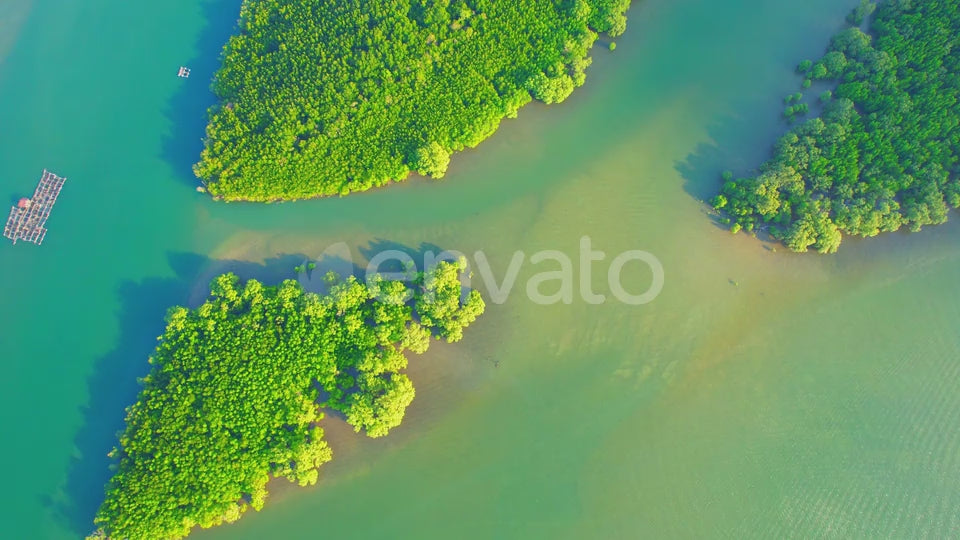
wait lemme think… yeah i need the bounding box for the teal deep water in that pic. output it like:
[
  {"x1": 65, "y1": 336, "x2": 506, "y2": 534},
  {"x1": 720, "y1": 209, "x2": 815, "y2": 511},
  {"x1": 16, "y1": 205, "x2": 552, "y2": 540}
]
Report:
[{"x1": 2, "y1": 0, "x2": 959, "y2": 538}]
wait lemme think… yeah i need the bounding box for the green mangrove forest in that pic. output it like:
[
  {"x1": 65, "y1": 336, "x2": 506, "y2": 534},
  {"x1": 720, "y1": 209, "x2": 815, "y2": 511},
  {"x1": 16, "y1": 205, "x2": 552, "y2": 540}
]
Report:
[
  {"x1": 91, "y1": 260, "x2": 485, "y2": 539},
  {"x1": 194, "y1": 0, "x2": 632, "y2": 201},
  {"x1": 714, "y1": 0, "x2": 960, "y2": 253}
]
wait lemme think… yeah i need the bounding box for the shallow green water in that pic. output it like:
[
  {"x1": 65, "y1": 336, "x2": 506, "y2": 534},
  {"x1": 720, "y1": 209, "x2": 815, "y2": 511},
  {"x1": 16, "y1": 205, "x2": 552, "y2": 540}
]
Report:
[{"x1": 2, "y1": 0, "x2": 959, "y2": 538}]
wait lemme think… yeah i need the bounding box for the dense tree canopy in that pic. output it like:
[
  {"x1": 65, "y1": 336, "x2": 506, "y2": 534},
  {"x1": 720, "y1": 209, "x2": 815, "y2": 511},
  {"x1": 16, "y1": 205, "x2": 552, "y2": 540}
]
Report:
[
  {"x1": 194, "y1": 0, "x2": 632, "y2": 201},
  {"x1": 714, "y1": 0, "x2": 960, "y2": 253},
  {"x1": 92, "y1": 260, "x2": 485, "y2": 539}
]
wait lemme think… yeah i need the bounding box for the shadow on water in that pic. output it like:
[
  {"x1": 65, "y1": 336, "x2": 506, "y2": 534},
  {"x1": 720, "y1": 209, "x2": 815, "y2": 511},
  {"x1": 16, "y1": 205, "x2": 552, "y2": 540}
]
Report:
[
  {"x1": 359, "y1": 239, "x2": 454, "y2": 273},
  {"x1": 47, "y1": 243, "x2": 449, "y2": 535},
  {"x1": 43, "y1": 258, "x2": 205, "y2": 537},
  {"x1": 673, "y1": 9, "x2": 854, "y2": 230},
  {"x1": 675, "y1": 107, "x2": 775, "y2": 203},
  {"x1": 161, "y1": 0, "x2": 242, "y2": 187},
  {"x1": 177, "y1": 251, "x2": 315, "y2": 303},
  {"x1": 673, "y1": 85, "x2": 804, "y2": 236},
  {"x1": 43, "y1": 252, "x2": 297, "y2": 535}
]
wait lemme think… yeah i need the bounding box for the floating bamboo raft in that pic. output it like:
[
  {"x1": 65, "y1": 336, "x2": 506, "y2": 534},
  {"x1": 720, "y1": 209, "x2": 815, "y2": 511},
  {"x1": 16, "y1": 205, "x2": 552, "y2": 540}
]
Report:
[{"x1": 3, "y1": 170, "x2": 67, "y2": 245}]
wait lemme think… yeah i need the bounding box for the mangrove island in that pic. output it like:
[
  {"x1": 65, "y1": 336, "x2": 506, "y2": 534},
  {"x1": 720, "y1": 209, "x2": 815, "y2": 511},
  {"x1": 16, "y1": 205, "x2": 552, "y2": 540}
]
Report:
[
  {"x1": 713, "y1": 0, "x2": 960, "y2": 253},
  {"x1": 90, "y1": 260, "x2": 485, "y2": 539},
  {"x1": 194, "y1": 0, "x2": 632, "y2": 201}
]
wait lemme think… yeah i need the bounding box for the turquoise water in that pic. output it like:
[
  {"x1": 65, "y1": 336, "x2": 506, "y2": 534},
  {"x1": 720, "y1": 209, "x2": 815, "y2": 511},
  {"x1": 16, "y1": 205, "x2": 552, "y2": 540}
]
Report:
[{"x1": 2, "y1": 0, "x2": 959, "y2": 538}]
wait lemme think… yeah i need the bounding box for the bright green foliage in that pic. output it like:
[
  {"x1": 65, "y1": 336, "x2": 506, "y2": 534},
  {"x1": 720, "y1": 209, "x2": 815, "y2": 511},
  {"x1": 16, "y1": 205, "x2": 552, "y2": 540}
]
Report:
[
  {"x1": 526, "y1": 70, "x2": 576, "y2": 105},
  {"x1": 92, "y1": 261, "x2": 484, "y2": 539},
  {"x1": 413, "y1": 141, "x2": 451, "y2": 179},
  {"x1": 716, "y1": 0, "x2": 960, "y2": 253},
  {"x1": 194, "y1": 0, "x2": 634, "y2": 201},
  {"x1": 343, "y1": 371, "x2": 416, "y2": 438},
  {"x1": 784, "y1": 205, "x2": 842, "y2": 254},
  {"x1": 415, "y1": 257, "x2": 485, "y2": 343}
]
